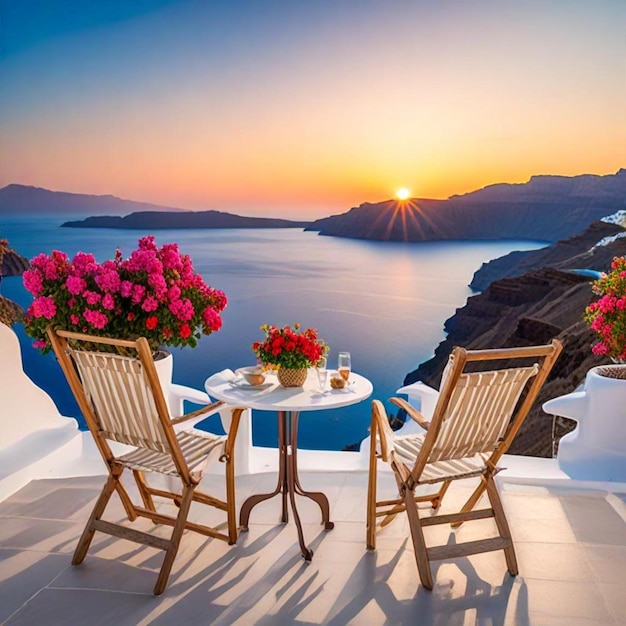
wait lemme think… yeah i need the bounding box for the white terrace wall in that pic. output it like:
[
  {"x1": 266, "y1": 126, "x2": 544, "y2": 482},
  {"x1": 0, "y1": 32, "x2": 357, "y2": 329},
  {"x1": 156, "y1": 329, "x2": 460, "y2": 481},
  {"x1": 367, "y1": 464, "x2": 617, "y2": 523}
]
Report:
[{"x1": 0, "y1": 323, "x2": 88, "y2": 500}]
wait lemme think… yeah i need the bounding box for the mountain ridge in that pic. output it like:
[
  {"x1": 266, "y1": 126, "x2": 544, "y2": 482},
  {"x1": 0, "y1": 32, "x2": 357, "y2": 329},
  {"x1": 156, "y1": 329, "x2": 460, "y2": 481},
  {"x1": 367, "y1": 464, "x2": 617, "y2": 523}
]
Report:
[
  {"x1": 0, "y1": 184, "x2": 188, "y2": 216},
  {"x1": 3, "y1": 169, "x2": 625, "y2": 239},
  {"x1": 450, "y1": 168, "x2": 626, "y2": 202},
  {"x1": 308, "y1": 169, "x2": 626, "y2": 243}
]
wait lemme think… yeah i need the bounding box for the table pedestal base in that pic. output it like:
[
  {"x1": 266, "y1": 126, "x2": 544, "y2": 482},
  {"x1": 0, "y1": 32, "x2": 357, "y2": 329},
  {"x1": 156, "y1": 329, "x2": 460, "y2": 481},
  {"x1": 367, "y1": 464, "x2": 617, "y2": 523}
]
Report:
[{"x1": 239, "y1": 410, "x2": 334, "y2": 560}]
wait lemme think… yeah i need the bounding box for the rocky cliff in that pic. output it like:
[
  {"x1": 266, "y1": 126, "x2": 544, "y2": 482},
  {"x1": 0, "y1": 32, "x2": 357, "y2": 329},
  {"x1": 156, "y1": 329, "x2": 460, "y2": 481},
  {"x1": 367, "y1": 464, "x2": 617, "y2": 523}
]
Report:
[
  {"x1": 0, "y1": 242, "x2": 29, "y2": 277},
  {"x1": 470, "y1": 220, "x2": 626, "y2": 290},
  {"x1": 403, "y1": 223, "x2": 626, "y2": 457},
  {"x1": 0, "y1": 241, "x2": 28, "y2": 325},
  {"x1": 308, "y1": 169, "x2": 626, "y2": 243}
]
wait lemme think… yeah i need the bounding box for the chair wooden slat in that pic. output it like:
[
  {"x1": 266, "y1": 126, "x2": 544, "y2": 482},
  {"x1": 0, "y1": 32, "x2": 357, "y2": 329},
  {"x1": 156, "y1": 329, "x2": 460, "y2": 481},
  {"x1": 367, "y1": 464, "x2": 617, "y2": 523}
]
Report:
[
  {"x1": 428, "y1": 537, "x2": 511, "y2": 561},
  {"x1": 432, "y1": 365, "x2": 538, "y2": 463},
  {"x1": 70, "y1": 349, "x2": 169, "y2": 452},
  {"x1": 91, "y1": 519, "x2": 171, "y2": 550},
  {"x1": 119, "y1": 430, "x2": 225, "y2": 476}
]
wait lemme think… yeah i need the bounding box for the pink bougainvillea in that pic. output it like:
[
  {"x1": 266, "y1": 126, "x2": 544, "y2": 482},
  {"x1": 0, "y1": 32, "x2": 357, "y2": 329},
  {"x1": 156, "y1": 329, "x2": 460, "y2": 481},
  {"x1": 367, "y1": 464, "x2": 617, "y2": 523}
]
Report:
[
  {"x1": 584, "y1": 256, "x2": 626, "y2": 362},
  {"x1": 23, "y1": 236, "x2": 227, "y2": 354}
]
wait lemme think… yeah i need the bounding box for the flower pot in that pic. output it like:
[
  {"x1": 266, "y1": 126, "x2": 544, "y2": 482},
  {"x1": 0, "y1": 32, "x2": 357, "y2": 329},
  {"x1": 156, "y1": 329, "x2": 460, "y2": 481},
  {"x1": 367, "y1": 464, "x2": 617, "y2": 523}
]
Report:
[
  {"x1": 542, "y1": 364, "x2": 626, "y2": 481},
  {"x1": 153, "y1": 350, "x2": 174, "y2": 413},
  {"x1": 598, "y1": 364, "x2": 626, "y2": 379},
  {"x1": 277, "y1": 368, "x2": 308, "y2": 387}
]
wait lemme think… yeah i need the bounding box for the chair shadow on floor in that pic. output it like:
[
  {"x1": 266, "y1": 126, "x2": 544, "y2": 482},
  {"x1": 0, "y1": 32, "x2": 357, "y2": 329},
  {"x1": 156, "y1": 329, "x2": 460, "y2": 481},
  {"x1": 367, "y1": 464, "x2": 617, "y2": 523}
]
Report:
[
  {"x1": 174, "y1": 523, "x2": 529, "y2": 625},
  {"x1": 152, "y1": 523, "x2": 333, "y2": 625},
  {"x1": 322, "y1": 533, "x2": 529, "y2": 626}
]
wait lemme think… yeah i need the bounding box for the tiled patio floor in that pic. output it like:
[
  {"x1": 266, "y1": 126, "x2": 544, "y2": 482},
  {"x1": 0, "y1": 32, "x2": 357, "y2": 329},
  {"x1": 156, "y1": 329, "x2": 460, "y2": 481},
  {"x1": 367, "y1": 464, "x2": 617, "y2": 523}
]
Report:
[{"x1": 1, "y1": 470, "x2": 625, "y2": 625}]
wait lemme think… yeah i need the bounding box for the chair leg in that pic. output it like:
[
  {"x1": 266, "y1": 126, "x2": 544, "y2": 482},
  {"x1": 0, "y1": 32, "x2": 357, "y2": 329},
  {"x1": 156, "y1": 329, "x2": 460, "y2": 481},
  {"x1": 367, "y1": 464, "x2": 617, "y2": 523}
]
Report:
[
  {"x1": 380, "y1": 503, "x2": 403, "y2": 528},
  {"x1": 114, "y1": 479, "x2": 139, "y2": 521},
  {"x1": 430, "y1": 480, "x2": 451, "y2": 509},
  {"x1": 381, "y1": 488, "x2": 443, "y2": 527},
  {"x1": 450, "y1": 476, "x2": 487, "y2": 528},
  {"x1": 224, "y1": 453, "x2": 238, "y2": 545},
  {"x1": 133, "y1": 470, "x2": 157, "y2": 512},
  {"x1": 485, "y1": 477, "x2": 518, "y2": 576},
  {"x1": 154, "y1": 483, "x2": 195, "y2": 595},
  {"x1": 403, "y1": 486, "x2": 433, "y2": 590},
  {"x1": 366, "y1": 437, "x2": 378, "y2": 550},
  {"x1": 451, "y1": 477, "x2": 487, "y2": 528},
  {"x1": 73, "y1": 472, "x2": 119, "y2": 565}
]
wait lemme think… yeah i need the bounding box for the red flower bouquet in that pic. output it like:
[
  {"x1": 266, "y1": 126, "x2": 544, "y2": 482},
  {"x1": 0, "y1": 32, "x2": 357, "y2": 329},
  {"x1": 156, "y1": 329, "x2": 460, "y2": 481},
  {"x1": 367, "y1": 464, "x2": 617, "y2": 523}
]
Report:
[
  {"x1": 23, "y1": 236, "x2": 227, "y2": 353},
  {"x1": 252, "y1": 323, "x2": 327, "y2": 369}
]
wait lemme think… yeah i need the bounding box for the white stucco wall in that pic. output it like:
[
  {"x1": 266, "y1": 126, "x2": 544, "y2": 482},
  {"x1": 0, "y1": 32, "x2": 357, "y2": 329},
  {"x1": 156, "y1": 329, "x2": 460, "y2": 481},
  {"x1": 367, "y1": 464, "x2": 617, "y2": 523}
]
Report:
[{"x1": 0, "y1": 323, "x2": 95, "y2": 499}]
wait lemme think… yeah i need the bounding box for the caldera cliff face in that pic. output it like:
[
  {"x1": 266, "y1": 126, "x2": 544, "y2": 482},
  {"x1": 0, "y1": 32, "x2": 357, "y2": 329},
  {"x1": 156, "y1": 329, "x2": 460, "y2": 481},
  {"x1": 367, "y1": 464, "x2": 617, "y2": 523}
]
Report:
[{"x1": 403, "y1": 221, "x2": 626, "y2": 457}]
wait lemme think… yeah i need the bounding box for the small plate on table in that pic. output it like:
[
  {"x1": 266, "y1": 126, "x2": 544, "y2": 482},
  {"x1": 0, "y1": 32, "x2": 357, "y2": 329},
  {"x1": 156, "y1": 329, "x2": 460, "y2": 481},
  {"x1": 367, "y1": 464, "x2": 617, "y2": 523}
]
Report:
[
  {"x1": 232, "y1": 367, "x2": 274, "y2": 390},
  {"x1": 230, "y1": 380, "x2": 274, "y2": 391}
]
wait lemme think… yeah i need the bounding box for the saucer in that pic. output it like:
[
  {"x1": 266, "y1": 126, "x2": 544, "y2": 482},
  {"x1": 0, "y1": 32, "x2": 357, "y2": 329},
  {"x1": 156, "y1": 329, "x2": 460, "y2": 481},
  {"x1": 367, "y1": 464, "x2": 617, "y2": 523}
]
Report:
[{"x1": 229, "y1": 379, "x2": 273, "y2": 390}]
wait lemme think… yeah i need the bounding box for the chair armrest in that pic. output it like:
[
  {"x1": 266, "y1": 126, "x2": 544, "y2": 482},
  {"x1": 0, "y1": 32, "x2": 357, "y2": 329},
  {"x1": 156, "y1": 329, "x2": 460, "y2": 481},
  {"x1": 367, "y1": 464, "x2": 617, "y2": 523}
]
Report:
[
  {"x1": 371, "y1": 399, "x2": 395, "y2": 462},
  {"x1": 170, "y1": 400, "x2": 225, "y2": 426},
  {"x1": 169, "y1": 383, "x2": 210, "y2": 406},
  {"x1": 390, "y1": 397, "x2": 430, "y2": 430}
]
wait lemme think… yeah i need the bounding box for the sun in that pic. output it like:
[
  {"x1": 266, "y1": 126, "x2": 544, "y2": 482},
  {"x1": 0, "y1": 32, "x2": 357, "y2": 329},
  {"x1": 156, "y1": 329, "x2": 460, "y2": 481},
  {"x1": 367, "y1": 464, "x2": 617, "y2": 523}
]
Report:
[{"x1": 396, "y1": 188, "x2": 410, "y2": 200}]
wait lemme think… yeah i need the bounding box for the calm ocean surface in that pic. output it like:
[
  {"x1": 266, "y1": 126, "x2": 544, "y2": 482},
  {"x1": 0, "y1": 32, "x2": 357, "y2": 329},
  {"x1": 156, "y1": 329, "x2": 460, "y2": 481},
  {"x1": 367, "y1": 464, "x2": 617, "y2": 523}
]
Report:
[{"x1": 0, "y1": 216, "x2": 545, "y2": 450}]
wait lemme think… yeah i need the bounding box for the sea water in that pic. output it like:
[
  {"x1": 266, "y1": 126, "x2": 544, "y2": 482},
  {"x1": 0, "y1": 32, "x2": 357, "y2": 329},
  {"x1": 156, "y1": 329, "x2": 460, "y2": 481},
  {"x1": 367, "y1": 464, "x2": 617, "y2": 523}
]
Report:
[{"x1": 0, "y1": 217, "x2": 546, "y2": 450}]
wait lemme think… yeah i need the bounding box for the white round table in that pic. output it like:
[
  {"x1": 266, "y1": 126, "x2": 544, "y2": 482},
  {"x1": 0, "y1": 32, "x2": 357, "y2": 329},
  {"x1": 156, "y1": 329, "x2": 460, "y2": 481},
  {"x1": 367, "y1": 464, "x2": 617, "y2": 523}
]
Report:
[{"x1": 205, "y1": 368, "x2": 373, "y2": 560}]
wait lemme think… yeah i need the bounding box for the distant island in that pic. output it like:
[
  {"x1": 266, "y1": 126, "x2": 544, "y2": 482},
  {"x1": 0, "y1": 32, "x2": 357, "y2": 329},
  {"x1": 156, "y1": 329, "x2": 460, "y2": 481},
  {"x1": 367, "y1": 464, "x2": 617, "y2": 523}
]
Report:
[
  {"x1": 0, "y1": 185, "x2": 309, "y2": 230},
  {"x1": 61, "y1": 212, "x2": 310, "y2": 230}
]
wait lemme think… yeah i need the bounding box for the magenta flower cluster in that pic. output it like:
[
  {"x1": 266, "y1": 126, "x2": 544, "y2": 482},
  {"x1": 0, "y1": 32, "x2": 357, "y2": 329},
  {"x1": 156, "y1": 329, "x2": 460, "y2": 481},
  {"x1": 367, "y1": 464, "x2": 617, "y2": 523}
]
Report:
[
  {"x1": 584, "y1": 256, "x2": 626, "y2": 361},
  {"x1": 23, "y1": 236, "x2": 227, "y2": 353}
]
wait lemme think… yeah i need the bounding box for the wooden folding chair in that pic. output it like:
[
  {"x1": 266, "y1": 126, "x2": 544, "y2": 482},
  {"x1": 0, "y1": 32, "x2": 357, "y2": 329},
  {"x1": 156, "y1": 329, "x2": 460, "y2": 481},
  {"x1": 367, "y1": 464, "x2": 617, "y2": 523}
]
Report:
[
  {"x1": 367, "y1": 340, "x2": 562, "y2": 590},
  {"x1": 47, "y1": 326, "x2": 245, "y2": 595}
]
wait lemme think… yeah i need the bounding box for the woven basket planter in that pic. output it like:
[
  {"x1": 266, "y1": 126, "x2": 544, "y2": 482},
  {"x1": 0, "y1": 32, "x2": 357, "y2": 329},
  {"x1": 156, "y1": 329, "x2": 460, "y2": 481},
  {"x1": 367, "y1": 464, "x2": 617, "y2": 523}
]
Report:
[
  {"x1": 277, "y1": 367, "x2": 308, "y2": 387},
  {"x1": 596, "y1": 364, "x2": 626, "y2": 380}
]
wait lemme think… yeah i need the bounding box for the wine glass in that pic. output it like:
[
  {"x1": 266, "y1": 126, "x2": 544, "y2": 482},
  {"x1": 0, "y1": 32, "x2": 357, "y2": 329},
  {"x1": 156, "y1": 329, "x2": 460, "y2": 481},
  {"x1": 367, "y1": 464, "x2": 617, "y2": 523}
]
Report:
[
  {"x1": 316, "y1": 356, "x2": 328, "y2": 393},
  {"x1": 338, "y1": 352, "x2": 351, "y2": 382}
]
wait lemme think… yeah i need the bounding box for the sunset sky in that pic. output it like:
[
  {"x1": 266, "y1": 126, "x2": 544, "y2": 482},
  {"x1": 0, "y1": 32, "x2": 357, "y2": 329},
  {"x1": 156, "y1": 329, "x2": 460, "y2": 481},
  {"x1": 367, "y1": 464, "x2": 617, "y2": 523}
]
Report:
[{"x1": 1, "y1": 0, "x2": 625, "y2": 219}]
